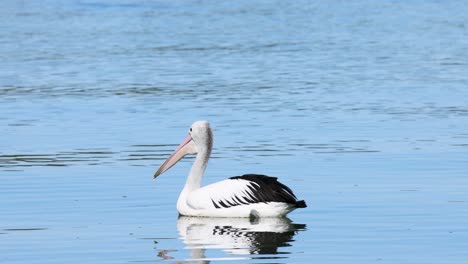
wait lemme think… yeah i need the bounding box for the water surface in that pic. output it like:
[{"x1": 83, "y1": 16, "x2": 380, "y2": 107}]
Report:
[{"x1": 1, "y1": 0, "x2": 468, "y2": 263}]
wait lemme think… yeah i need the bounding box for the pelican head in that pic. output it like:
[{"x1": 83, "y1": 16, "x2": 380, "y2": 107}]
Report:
[{"x1": 153, "y1": 121, "x2": 213, "y2": 179}]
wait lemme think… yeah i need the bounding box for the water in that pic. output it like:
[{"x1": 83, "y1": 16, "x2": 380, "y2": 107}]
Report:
[{"x1": 1, "y1": 0, "x2": 468, "y2": 263}]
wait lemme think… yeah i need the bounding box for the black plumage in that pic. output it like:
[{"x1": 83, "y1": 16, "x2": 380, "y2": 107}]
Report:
[{"x1": 211, "y1": 174, "x2": 307, "y2": 209}]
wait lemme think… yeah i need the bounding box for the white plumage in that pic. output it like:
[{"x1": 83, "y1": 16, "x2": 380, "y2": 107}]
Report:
[
  {"x1": 178, "y1": 179, "x2": 295, "y2": 217},
  {"x1": 153, "y1": 121, "x2": 306, "y2": 218}
]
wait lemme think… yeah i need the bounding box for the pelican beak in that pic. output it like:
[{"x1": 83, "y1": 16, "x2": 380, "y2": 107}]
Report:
[{"x1": 153, "y1": 134, "x2": 196, "y2": 179}]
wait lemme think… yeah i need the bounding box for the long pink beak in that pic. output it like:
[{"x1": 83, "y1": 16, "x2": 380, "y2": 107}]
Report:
[{"x1": 153, "y1": 134, "x2": 195, "y2": 179}]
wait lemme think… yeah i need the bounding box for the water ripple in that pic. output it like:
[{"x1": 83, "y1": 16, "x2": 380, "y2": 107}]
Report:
[{"x1": 0, "y1": 140, "x2": 382, "y2": 170}]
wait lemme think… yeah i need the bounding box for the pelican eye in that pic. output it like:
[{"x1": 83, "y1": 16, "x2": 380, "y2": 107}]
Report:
[{"x1": 190, "y1": 128, "x2": 192, "y2": 132}]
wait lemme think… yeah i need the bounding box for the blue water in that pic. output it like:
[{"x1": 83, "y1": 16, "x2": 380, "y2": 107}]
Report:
[{"x1": 1, "y1": 0, "x2": 468, "y2": 263}]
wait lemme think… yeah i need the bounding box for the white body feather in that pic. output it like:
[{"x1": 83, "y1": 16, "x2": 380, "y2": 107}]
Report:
[{"x1": 177, "y1": 178, "x2": 297, "y2": 217}]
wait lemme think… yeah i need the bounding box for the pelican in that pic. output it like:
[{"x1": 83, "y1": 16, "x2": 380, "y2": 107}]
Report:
[{"x1": 153, "y1": 121, "x2": 307, "y2": 218}]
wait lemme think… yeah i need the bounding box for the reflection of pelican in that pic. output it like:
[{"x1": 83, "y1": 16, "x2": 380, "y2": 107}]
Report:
[
  {"x1": 177, "y1": 216, "x2": 306, "y2": 260},
  {"x1": 153, "y1": 121, "x2": 307, "y2": 217}
]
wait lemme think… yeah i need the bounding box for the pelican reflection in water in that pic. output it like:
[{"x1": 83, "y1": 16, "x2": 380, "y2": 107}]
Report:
[{"x1": 159, "y1": 216, "x2": 307, "y2": 262}]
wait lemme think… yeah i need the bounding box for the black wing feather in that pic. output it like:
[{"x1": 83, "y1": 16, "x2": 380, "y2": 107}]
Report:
[{"x1": 211, "y1": 174, "x2": 306, "y2": 209}]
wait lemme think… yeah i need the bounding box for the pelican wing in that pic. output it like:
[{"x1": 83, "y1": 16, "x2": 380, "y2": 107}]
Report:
[{"x1": 186, "y1": 174, "x2": 305, "y2": 210}]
